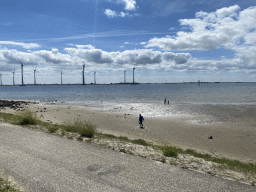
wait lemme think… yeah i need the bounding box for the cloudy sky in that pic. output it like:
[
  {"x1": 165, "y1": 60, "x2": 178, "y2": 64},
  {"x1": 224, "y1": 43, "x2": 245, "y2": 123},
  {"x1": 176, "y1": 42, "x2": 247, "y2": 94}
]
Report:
[{"x1": 1, "y1": 0, "x2": 256, "y2": 85}]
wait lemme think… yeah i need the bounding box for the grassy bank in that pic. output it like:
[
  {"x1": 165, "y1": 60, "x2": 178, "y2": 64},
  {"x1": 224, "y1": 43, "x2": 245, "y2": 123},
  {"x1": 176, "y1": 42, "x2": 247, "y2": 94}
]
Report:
[
  {"x1": 1, "y1": 111, "x2": 256, "y2": 178},
  {"x1": 0, "y1": 175, "x2": 24, "y2": 192}
]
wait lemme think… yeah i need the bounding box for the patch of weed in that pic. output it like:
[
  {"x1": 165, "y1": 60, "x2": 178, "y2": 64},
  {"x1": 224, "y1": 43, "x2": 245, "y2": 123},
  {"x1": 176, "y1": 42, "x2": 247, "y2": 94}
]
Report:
[
  {"x1": 118, "y1": 136, "x2": 129, "y2": 142},
  {"x1": 67, "y1": 136, "x2": 73, "y2": 139},
  {"x1": 132, "y1": 139, "x2": 149, "y2": 146},
  {"x1": 77, "y1": 137, "x2": 83, "y2": 141},
  {"x1": 0, "y1": 112, "x2": 14, "y2": 123},
  {"x1": 101, "y1": 134, "x2": 117, "y2": 139},
  {"x1": 119, "y1": 148, "x2": 127, "y2": 153},
  {"x1": 61, "y1": 130, "x2": 66, "y2": 136},
  {"x1": 184, "y1": 148, "x2": 256, "y2": 174},
  {"x1": 0, "y1": 176, "x2": 22, "y2": 192},
  {"x1": 47, "y1": 126, "x2": 59, "y2": 133},
  {"x1": 63, "y1": 119, "x2": 96, "y2": 138},
  {"x1": 162, "y1": 146, "x2": 178, "y2": 158},
  {"x1": 13, "y1": 110, "x2": 40, "y2": 125}
]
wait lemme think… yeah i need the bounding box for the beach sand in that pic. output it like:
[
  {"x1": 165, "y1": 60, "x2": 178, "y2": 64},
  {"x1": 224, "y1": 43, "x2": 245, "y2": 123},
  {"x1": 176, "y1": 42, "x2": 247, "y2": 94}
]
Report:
[{"x1": 2, "y1": 103, "x2": 256, "y2": 163}]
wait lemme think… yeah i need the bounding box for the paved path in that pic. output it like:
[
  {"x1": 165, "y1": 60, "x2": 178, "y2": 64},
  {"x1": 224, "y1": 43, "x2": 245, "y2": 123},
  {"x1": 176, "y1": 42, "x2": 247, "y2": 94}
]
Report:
[{"x1": 0, "y1": 122, "x2": 255, "y2": 192}]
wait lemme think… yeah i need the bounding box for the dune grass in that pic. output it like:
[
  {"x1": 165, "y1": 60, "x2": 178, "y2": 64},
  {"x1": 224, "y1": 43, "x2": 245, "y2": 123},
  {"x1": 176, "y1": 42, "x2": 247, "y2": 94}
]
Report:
[
  {"x1": 183, "y1": 148, "x2": 256, "y2": 173},
  {"x1": 161, "y1": 146, "x2": 179, "y2": 158},
  {"x1": 0, "y1": 110, "x2": 96, "y2": 138},
  {"x1": 12, "y1": 110, "x2": 40, "y2": 125},
  {"x1": 0, "y1": 176, "x2": 22, "y2": 192},
  {"x1": 63, "y1": 119, "x2": 96, "y2": 138}
]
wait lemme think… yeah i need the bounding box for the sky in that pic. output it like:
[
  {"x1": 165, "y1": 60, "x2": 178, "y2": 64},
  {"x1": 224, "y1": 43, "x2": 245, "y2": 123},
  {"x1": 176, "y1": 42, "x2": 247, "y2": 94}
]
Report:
[{"x1": 1, "y1": 0, "x2": 256, "y2": 85}]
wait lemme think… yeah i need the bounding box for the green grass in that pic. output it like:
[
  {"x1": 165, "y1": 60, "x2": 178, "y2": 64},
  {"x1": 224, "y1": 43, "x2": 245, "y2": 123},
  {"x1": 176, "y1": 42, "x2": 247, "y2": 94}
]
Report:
[
  {"x1": 119, "y1": 148, "x2": 127, "y2": 153},
  {"x1": 63, "y1": 119, "x2": 96, "y2": 138},
  {"x1": 12, "y1": 110, "x2": 40, "y2": 125},
  {"x1": 118, "y1": 136, "x2": 129, "y2": 142},
  {"x1": 47, "y1": 125, "x2": 59, "y2": 133},
  {"x1": 183, "y1": 148, "x2": 256, "y2": 173},
  {"x1": 0, "y1": 177, "x2": 22, "y2": 192},
  {"x1": 0, "y1": 112, "x2": 13, "y2": 123},
  {"x1": 97, "y1": 133, "x2": 150, "y2": 146},
  {"x1": 132, "y1": 139, "x2": 150, "y2": 146},
  {"x1": 162, "y1": 146, "x2": 179, "y2": 158}
]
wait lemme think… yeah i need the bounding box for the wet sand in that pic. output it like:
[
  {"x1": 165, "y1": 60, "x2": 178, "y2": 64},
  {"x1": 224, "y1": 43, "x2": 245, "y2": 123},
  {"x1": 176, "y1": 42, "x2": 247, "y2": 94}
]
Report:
[{"x1": 2, "y1": 103, "x2": 256, "y2": 163}]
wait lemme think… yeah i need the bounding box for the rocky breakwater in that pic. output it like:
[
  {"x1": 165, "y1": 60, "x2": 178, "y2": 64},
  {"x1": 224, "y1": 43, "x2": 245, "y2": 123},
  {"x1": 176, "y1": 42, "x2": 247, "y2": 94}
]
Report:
[{"x1": 0, "y1": 100, "x2": 30, "y2": 111}]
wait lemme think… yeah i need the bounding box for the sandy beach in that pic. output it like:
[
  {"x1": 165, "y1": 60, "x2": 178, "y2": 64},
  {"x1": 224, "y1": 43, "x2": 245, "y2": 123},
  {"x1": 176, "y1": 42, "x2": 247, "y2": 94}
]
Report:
[{"x1": 2, "y1": 102, "x2": 256, "y2": 163}]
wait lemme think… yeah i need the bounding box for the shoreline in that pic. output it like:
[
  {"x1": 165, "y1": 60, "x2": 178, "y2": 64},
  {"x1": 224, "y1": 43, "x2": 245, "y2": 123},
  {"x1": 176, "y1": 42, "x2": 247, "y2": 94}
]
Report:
[{"x1": 1, "y1": 101, "x2": 256, "y2": 163}]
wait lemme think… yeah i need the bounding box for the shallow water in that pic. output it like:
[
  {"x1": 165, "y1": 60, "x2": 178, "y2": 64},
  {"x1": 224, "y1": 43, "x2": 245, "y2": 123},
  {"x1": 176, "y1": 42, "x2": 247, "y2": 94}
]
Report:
[{"x1": 0, "y1": 83, "x2": 255, "y2": 124}]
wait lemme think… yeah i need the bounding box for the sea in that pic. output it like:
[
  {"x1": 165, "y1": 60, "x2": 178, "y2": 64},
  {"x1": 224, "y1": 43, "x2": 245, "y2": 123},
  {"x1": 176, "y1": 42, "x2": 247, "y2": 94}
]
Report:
[{"x1": 0, "y1": 83, "x2": 255, "y2": 124}]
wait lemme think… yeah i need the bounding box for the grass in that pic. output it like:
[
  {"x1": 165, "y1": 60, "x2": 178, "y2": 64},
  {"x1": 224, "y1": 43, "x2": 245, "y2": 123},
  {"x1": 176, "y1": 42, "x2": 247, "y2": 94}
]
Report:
[
  {"x1": 119, "y1": 148, "x2": 127, "y2": 153},
  {"x1": 12, "y1": 110, "x2": 40, "y2": 125},
  {"x1": 0, "y1": 112, "x2": 13, "y2": 123},
  {"x1": 183, "y1": 148, "x2": 256, "y2": 173},
  {"x1": 0, "y1": 176, "x2": 22, "y2": 192},
  {"x1": 47, "y1": 125, "x2": 59, "y2": 133},
  {"x1": 132, "y1": 139, "x2": 150, "y2": 146},
  {"x1": 63, "y1": 119, "x2": 96, "y2": 138},
  {"x1": 162, "y1": 146, "x2": 179, "y2": 158}
]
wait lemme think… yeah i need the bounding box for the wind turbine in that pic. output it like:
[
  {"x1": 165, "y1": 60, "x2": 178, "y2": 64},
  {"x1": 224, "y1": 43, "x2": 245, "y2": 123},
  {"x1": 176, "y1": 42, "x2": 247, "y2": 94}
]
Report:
[
  {"x1": 124, "y1": 70, "x2": 126, "y2": 84},
  {"x1": 20, "y1": 61, "x2": 25, "y2": 86},
  {"x1": 94, "y1": 71, "x2": 96, "y2": 84},
  {"x1": 61, "y1": 70, "x2": 63, "y2": 85},
  {"x1": 34, "y1": 69, "x2": 36, "y2": 85},
  {"x1": 133, "y1": 67, "x2": 135, "y2": 84},
  {"x1": 82, "y1": 65, "x2": 85, "y2": 85},
  {"x1": 13, "y1": 70, "x2": 15, "y2": 85}
]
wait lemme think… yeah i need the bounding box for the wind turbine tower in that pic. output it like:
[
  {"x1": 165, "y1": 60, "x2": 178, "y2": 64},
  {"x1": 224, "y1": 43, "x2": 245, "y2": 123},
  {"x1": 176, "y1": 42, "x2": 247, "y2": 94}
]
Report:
[
  {"x1": 94, "y1": 72, "x2": 96, "y2": 84},
  {"x1": 124, "y1": 70, "x2": 126, "y2": 84},
  {"x1": 133, "y1": 67, "x2": 135, "y2": 84},
  {"x1": 82, "y1": 65, "x2": 85, "y2": 85},
  {"x1": 20, "y1": 61, "x2": 24, "y2": 85},
  {"x1": 34, "y1": 69, "x2": 36, "y2": 85},
  {"x1": 61, "y1": 70, "x2": 63, "y2": 85},
  {"x1": 13, "y1": 70, "x2": 15, "y2": 85}
]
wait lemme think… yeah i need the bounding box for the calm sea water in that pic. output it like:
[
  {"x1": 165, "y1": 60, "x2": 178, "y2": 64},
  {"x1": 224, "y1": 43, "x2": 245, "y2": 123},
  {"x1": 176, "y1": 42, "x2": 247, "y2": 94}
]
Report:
[{"x1": 0, "y1": 83, "x2": 255, "y2": 124}]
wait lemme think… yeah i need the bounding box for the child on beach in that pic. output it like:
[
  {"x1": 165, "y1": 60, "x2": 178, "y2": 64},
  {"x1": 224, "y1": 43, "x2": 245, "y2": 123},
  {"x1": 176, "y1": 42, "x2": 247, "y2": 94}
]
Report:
[{"x1": 139, "y1": 114, "x2": 144, "y2": 128}]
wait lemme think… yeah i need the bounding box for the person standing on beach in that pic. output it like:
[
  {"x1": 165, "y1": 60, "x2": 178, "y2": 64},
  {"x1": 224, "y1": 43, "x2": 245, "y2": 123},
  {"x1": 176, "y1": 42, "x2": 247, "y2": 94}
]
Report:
[
  {"x1": 139, "y1": 114, "x2": 144, "y2": 128},
  {"x1": 164, "y1": 98, "x2": 166, "y2": 104}
]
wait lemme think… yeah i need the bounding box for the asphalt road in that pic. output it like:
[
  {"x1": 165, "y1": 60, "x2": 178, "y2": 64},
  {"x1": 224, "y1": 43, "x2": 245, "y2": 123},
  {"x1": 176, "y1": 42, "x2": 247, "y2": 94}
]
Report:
[{"x1": 0, "y1": 122, "x2": 255, "y2": 192}]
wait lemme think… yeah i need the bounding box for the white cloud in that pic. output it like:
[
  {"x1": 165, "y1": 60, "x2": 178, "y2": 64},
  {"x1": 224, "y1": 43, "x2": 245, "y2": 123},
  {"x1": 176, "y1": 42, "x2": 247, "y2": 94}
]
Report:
[
  {"x1": 163, "y1": 52, "x2": 191, "y2": 64},
  {"x1": 33, "y1": 48, "x2": 72, "y2": 65},
  {"x1": 119, "y1": 0, "x2": 136, "y2": 11},
  {"x1": 115, "y1": 49, "x2": 163, "y2": 65},
  {"x1": 65, "y1": 47, "x2": 114, "y2": 64},
  {"x1": 216, "y1": 4, "x2": 240, "y2": 18},
  {"x1": 76, "y1": 44, "x2": 95, "y2": 49},
  {"x1": 104, "y1": 9, "x2": 136, "y2": 18},
  {"x1": 105, "y1": 9, "x2": 117, "y2": 18},
  {"x1": 104, "y1": 0, "x2": 137, "y2": 18},
  {"x1": 0, "y1": 41, "x2": 40, "y2": 49},
  {"x1": 145, "y1": 5, "x2": 256, "y2": 51}
]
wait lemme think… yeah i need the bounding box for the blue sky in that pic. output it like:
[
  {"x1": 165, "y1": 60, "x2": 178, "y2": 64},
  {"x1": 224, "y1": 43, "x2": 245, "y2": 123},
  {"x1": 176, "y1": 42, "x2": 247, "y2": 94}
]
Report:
[{"x1": 1, "y1": 0, "x2": 256, "y2": 84}]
